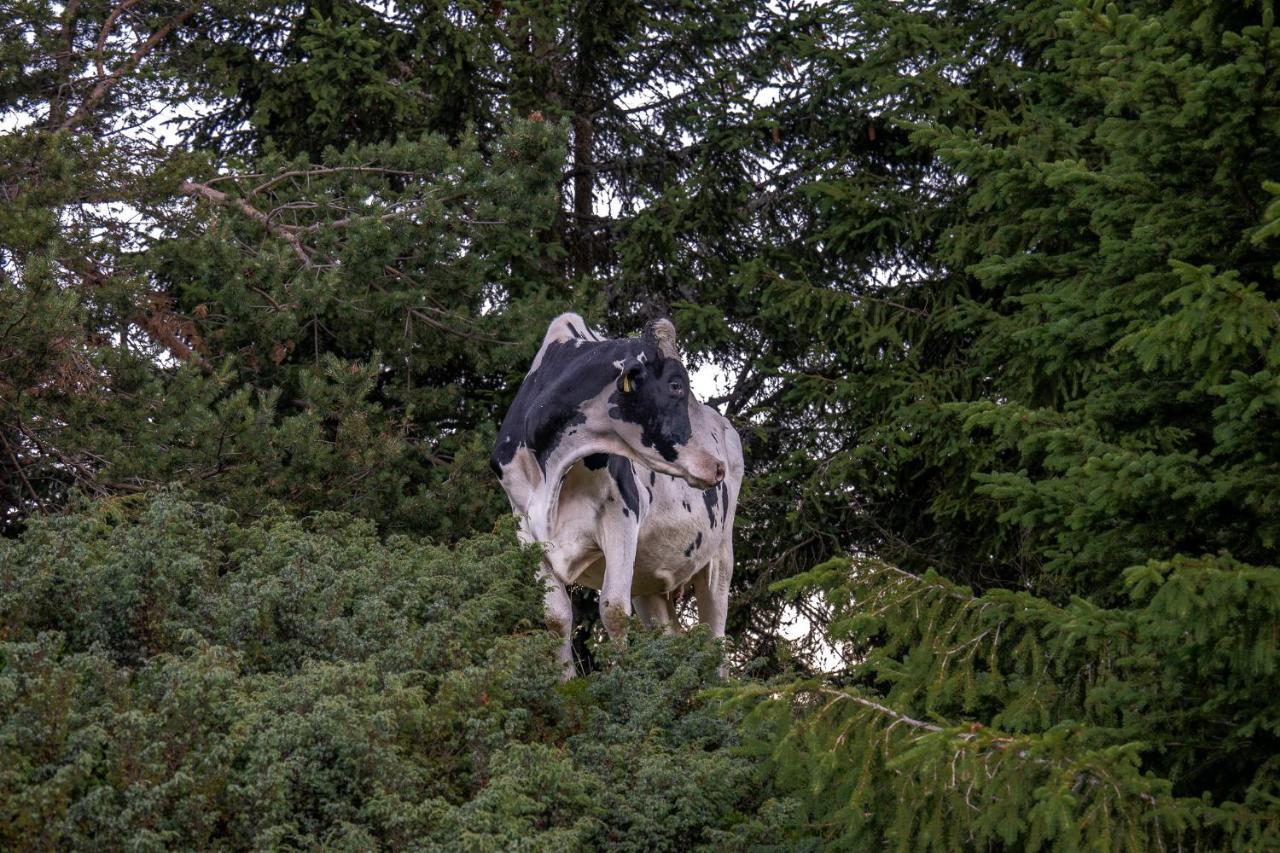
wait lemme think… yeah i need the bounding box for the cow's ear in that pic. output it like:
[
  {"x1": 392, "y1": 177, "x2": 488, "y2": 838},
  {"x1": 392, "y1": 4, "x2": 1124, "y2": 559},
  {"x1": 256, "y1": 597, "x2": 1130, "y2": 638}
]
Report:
[{"x1": 617, "y1": 359, "x2": 644, "y2": 393}]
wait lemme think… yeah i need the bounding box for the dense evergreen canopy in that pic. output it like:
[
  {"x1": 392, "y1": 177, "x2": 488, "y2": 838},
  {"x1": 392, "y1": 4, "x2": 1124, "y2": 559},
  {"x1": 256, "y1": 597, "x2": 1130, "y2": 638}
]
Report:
[{"x1": 3, "y1": 0, "x2": 1280, "y2": 848}]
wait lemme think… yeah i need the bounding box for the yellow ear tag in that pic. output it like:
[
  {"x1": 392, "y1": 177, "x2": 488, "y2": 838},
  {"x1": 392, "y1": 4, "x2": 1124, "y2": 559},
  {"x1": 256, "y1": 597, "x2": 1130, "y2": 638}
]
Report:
[{"x1": 622, "y1": 374, "x2": 632, "y2": 393}]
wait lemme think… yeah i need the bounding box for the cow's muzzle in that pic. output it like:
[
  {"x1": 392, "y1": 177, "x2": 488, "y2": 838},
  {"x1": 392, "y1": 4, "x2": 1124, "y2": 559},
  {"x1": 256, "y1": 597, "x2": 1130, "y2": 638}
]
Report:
[{"x1": 683, "y1": 451, "x2": 726, "y2": 490}]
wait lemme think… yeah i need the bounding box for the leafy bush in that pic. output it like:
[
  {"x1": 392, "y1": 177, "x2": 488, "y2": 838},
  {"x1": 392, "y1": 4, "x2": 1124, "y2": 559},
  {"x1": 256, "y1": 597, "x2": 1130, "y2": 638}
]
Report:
[{"x1": 0, "y1": 493, "x2": 775, "y2": 850}]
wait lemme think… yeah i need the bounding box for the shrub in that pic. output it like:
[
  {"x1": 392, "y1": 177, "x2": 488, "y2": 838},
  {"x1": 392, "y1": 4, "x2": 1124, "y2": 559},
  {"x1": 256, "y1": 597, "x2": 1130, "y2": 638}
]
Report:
[{"x1": 0, "y1": 493, "x2": 775, "y2": 849}]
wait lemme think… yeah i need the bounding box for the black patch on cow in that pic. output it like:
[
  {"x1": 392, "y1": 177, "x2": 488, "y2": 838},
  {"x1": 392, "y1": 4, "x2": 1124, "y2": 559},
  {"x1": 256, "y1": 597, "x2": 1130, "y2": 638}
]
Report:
[
  {"x1": 682, "y1": 499, "x2": 691, "y2": 512},
  {"x1": 649, "y1": 470, "x2": 656, "y2": 486},
  {"x1": 491, "y1": 337, "x2": 635, "y2": 472},
  {"x1": 607, "y1": 495, "x2": 614, "y2": 502},
  {"x1": 645, "y1": 486, "x2": 652, "y2": 503},
  {"x1": 583, "y1": 453, "x2": 608, "y2": 470},
  {"x1": 534, "y1": 415, "x2": 585, "y2": 469},
  {"x1": 683, "y1": 539, "x2": 696, "y2": 558},
  {"x1": 606, "y1": 353, "x2": 693, "y2": 463},
  {"x1": 568, "y1": 322, "x2": 582, "y2": 339},
  {"x1": 490, "y1": 330, "x2": 698, "y2": 478},
  {"x1": 607, "y1": 455, "x2": 640, "y2": 517},
  {"x1": 695, "y1": 531, "x2": 702, "y2": 550},
  {"x1": 703, "y1": 487, "x2": 718, "y2": 528},
  {"x1": 721, "y1": 482, "x2": 728, "y2": 518}
]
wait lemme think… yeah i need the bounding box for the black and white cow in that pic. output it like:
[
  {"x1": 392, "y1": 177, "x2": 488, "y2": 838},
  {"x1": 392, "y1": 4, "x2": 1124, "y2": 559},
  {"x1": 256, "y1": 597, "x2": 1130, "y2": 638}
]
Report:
[{"x1": 491, "y1": 312, "x2": 744, "y2": 675}]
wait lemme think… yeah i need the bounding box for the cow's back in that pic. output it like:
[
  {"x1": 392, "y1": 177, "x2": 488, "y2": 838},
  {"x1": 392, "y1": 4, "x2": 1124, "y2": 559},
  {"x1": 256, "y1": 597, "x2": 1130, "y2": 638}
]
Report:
[{"x1": 491, "y1": 313, "x2": 623, "y2": 516}]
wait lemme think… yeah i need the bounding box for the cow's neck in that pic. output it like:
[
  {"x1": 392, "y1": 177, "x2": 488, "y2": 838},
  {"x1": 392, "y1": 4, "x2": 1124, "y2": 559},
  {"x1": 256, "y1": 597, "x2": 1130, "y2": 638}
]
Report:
[{"x1": 527, "y1": 432, "x2": 631, "y2": 543}]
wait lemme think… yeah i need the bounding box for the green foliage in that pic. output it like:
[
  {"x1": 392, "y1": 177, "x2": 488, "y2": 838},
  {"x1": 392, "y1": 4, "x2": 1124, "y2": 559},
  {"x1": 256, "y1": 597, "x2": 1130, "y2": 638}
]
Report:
[
  {"x1": 0, "y1": 493, "x2": 771, "y2": 849},
  {"x1": 2, "y1": 23, "x2": 569, "y2": 538},
  {"x1": 755, "y1": 0, "x2": 1280, "y2": 593},
  {"x1": 718, "y1": 0, "x2": 1280, "y2": 847},
  {"x1": 733, "y1": 554, "x2": 1280, "y2": 850},
  {"x1": 9, "y1": 0, "x2": 1280, "y2": 847}
]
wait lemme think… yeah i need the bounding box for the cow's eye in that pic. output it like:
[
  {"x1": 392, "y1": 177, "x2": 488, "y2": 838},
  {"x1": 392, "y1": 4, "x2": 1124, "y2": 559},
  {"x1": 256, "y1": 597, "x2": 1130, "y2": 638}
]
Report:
[{"x1": 669, "y1": 380, "x2": 684, "y2": 395}]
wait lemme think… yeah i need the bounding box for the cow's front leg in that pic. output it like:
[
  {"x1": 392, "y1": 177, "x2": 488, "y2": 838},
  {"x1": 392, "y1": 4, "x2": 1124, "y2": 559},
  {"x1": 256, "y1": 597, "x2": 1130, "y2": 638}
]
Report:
[
  {"x1": 598, "y1": 523, "x2": 639, "y2": 643},
  {"x1": 693, "y1": 541, "x2": 734, "y2": 678},
  {"x1": 539, "y1": 563, "x2": 575, "y2": 680}
]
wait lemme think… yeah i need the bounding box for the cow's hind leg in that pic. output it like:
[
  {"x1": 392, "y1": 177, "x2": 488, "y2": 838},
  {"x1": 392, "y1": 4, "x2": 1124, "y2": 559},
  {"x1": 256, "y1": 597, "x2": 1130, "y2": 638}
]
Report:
[
  {"x1": 539, "y1": 564, "x2": 575, "y2": 680},
  {"x1": 632, "y1": 593, "x2": 678, "y2": 633},
  {"x1": 693, "y1": 540, "x2": 734, "y2": 639},
  {"x1": 694, "y1": 541, "x2": 734, "y2": 678}
]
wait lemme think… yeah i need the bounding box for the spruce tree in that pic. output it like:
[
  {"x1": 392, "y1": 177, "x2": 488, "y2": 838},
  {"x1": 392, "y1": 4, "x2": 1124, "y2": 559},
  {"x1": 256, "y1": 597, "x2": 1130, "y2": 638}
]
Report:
[{"x1": 730, "y1": 0, "x2": 1280, "y2": 847}]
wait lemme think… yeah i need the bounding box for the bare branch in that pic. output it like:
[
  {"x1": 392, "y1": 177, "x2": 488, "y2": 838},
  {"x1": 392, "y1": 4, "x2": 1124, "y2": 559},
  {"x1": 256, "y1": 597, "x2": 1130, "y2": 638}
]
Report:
[
  {"x1": 301, "y1": 203, "x2": 442, "y2": 234},
  {"x1": 247, "y1": 166, "x2": 422, "y2": 199},
  {"x1": 382, "y1": 266, "x2": 516, "y2": 346},
  {"x1": 95, "y1": 0, "x2": 144, "y2": 79},
  {"x1": 62, "y1": 1, "x2": 202, "y2": 131},
  {"x1": 0, "y1": 430, "x2": 42, "y2": 507}
]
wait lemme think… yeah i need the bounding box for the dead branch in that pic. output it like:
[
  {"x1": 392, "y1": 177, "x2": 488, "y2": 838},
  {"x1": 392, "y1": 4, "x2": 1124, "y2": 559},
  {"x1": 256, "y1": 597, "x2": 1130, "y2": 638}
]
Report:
[
  {"x1": 247, "y1": 166, "x2": 422, "y2": 198},
  {"x1": 379, "y1": 266, "x2": 515, "y2": 345},
  {"x1": 0, "y1": 430, "x2": 41, "y2": 506},
  {"x1": 15, "y1": 421, "x2": 105, "y2": 496},
  {"x1": 133, "y1": 294, "x2": 209, "y2": 369},
  {"x1": 301, "y1": 203, "x2": 439, "y2": 234}
]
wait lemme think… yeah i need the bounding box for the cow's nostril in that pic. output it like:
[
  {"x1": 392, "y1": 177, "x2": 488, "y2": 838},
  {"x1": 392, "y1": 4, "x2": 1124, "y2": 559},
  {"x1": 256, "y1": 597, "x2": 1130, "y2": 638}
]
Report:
[{"x1": 715, "y1": 461, "x2": 726, "y2": 483}]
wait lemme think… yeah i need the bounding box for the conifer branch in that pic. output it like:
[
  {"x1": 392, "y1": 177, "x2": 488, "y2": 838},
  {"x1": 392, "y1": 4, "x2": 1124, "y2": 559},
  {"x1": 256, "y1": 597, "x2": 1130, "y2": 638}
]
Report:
[
  {"x1": 62, "y1": 2, "x2": 202, "y2": 131},
  {"x1": 178, "y1": 180, "x2": 312, "y2": 266},
  {"x1": 299, "y1": 202, "x2": 447, "y2": 234},
  {"x1": 245, "y1": 166, "x2": 422, "y2": 199},
  {"x1": 0, "y1": 430, "x2": 41, "y2": 507},
  {"x1": 48, "y1": 0, "x2": 81, "y2": 127},
  {"x1": 95, "y1": 0, "x2": 144, "y2": 79},
  {"x1": 381, "y1": 266, "x2": 515, "y2": 345},
  {"x1": 816, "y1": 686, "x2": 1162, "y2": 808},
  {"x1": 819, "y1": 688, "x2": 942, "y2": 733}
]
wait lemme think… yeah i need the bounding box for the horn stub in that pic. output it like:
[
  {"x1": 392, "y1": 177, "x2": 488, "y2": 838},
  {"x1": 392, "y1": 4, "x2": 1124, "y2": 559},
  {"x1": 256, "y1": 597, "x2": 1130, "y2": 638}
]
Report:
[{"x1": 643, "y1": 318, "x2": 680, "y2": 360}]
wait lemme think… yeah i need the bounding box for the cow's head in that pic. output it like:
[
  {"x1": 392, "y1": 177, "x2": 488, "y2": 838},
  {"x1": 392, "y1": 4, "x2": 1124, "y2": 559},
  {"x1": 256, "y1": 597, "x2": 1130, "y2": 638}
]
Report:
[{"x1": 607, "y1": 319, "x2": 725, "y2": 490}]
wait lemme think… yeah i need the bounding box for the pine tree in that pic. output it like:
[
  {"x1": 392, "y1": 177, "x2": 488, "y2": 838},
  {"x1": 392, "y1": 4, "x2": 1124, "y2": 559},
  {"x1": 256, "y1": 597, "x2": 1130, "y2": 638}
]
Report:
[
  {"x1": 162, "y1": 0, "x2": 836, "y2": 648},
  {"x1": 1, "y1": 1, "x2": 570, "y2": 538},
  {"x1": 1, "y1": 0, "x2": 211, "y2": 531}
]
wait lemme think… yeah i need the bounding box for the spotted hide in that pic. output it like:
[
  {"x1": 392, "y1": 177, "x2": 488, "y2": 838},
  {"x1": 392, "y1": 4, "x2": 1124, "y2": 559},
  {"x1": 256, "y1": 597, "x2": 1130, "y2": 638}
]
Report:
[{"x1": 491, "y1": 313, "x2": 743, "y2": 677}]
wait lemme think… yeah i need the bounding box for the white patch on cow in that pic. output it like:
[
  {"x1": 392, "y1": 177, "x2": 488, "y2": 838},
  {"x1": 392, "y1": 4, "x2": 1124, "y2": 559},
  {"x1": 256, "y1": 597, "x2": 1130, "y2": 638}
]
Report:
[{"x1": 529, "y1": 311, "x2": 594, "y2": 374}]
